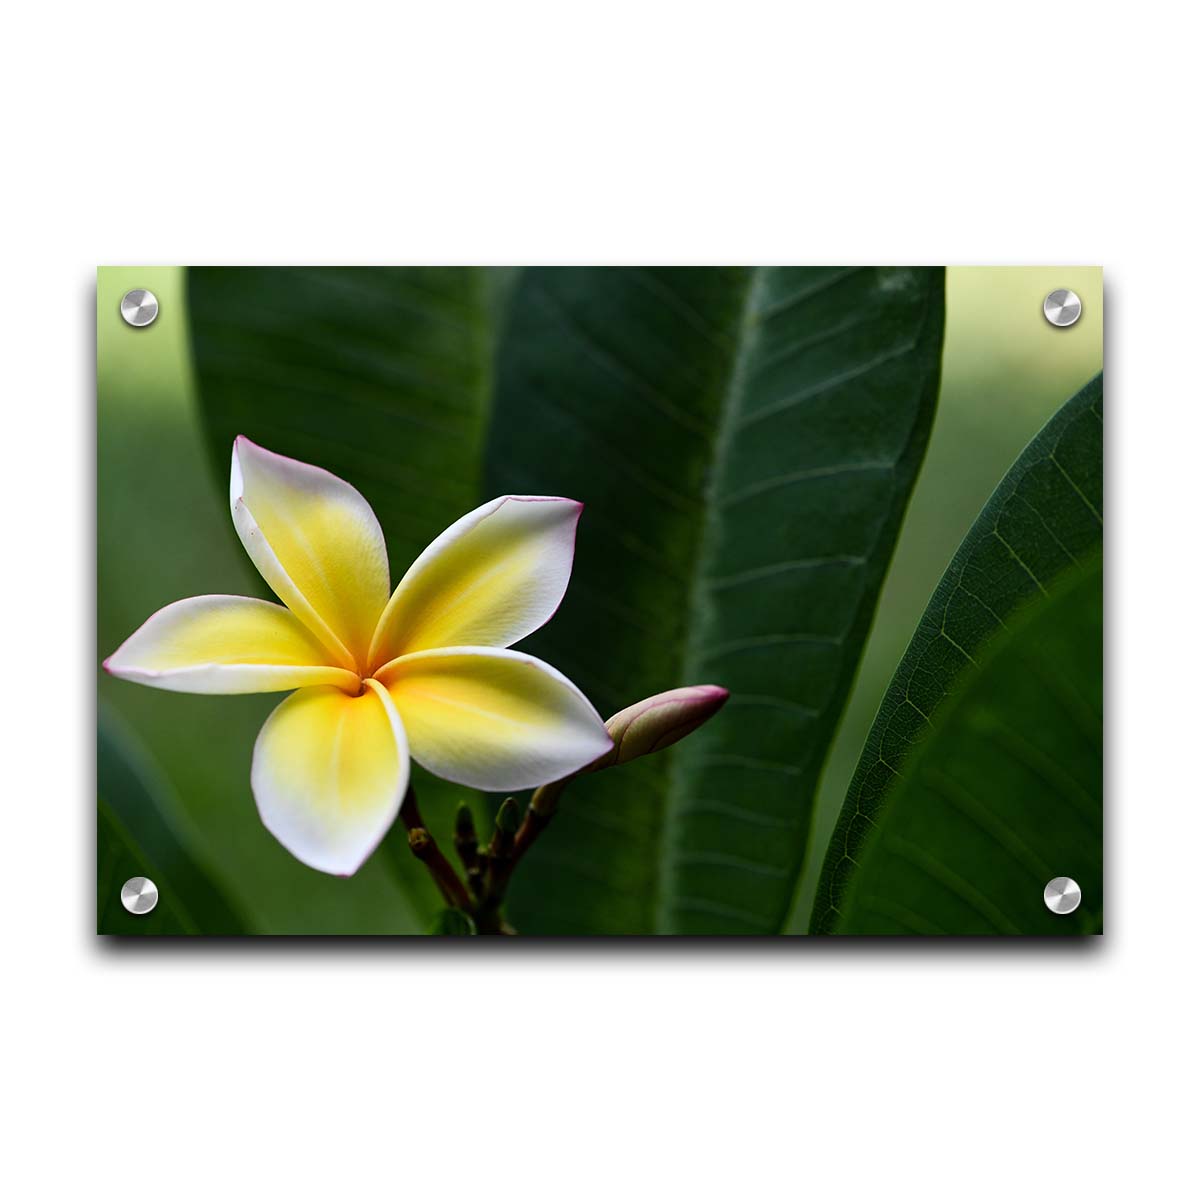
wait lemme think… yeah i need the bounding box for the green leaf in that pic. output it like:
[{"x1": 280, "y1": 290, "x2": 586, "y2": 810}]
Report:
[
  {"x1": 184, "y1": 266, "x2": 944, "y2": 934},
  {"x1": 98, "y1": 706, "x2": 248, "y2": 934},
  {"x1": 427, "y1": 909, "x2": 477, "y2": 936},
  {"x1": 187, "y1": 267, "x2": 509, "y2": 915},
  {"x1": 188, "y1": 267, "x2": 501, "y2": 570},
  {"x1": 811, "y1": 373, "x2": 1103, "y2": 933},
  {"x1": 487, "y1": 267, "x2": 945, "y2": 933},
  {"x1": 823, "y1": 560, "x2": 1101, "y2": 934}
]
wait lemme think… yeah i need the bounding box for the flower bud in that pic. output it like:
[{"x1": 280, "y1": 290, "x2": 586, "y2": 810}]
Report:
[
  {"x1": 495, "y1": 796, "x2": 522, "y2": 835},
  {"x1": 454, "y1": 802, "x2": 476, "y2": 840},
  {"x1": 589, "y1": 684, "x2": 729, "y2": 771},
  {"x1": 453, "y1": 802, "x2": 481, "y2": 872}
]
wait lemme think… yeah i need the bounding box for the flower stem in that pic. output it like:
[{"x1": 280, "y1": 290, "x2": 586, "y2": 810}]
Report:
[
  {"x1": 401, "y1": 785, "x2": 471, "y2": 911},
  {"x1": 512, "y1": 776, "x2": 571, "y2": 861},
  {"x1": 475, "y1": 798, "x2": 521, "y2": 933},
  {"x1": 453, "y1": 803, "x2": 481, "y2": 872},
  {"x1": 400, "y1": 781, "x2": 571, "y2": 934},
  {"x1": 453, "y1": 803, "x2": 488, "y2": 899}
]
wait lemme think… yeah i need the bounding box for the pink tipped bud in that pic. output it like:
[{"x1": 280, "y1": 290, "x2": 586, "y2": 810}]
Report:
[{"x1": 589, "y1": 685, "x2": 730, "y2": 772}]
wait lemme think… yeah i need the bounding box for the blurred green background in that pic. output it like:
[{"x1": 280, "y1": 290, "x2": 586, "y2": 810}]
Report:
[{"x1": 97, "y1": 266, "x2": 1102, "y2": 934}]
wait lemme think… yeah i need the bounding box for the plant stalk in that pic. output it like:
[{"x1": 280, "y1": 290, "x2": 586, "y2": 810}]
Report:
[{"x1": 401, "y1": 785, "x2": 471, "y2": 911}]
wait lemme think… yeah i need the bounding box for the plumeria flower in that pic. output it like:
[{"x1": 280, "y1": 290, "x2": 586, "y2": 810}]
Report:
[{"x1": 105, "y1": 438, "x2": 613, "y2": 875}]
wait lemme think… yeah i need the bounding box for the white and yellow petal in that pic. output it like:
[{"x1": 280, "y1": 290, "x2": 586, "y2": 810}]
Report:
[
  {"x1": 375, "y1": 646, "x2": 611, "y2": 791},
  {"x1": 251, "y1": 680, "x2": 409, "y2": 875},
  {"x1": 103, "y1": 595, "x2": 360, "y2": 694},
  {"x1": 368, "y1": 495, "x2": 582, "y2": 669},
  {"x1": 231, "y1": 436, "x2": 390, "y2": 672}
]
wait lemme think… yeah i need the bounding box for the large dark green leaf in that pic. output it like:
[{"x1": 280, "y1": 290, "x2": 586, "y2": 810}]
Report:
[
  {"x1": 98, "y1": 706, "x2": 248, "y2": 934},
  {"x1": 822, "y1": 560, "x2": 1101, "y2": 934},
  {"x1": 188, "y1": 267, "x2": 501, "y2": 569},
  {"x1": 185, "y1": 266, "x2": 945, "y2": 934},
  {"x1": 488, "y1": 267, "x2": 945, "y2": 933},
  {"x1": 187, "y1": 267, "x2": 510, "y2": 916},
  {"x1": 811, "y1": 373, "x2": 1103, "y2": 933}
]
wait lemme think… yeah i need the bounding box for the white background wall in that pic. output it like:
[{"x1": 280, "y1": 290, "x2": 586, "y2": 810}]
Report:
[{"x1": 2, "y1": 3, "x2": 1191, "y2": 1197}]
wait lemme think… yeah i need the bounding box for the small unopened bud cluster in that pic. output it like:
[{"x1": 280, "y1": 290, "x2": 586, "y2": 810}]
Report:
[{"x1": 422, "y1": 683, "x2": 730, "y2": 934}]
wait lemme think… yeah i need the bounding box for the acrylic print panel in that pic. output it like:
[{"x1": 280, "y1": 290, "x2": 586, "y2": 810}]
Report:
[{"x1": 96, "y1": 266, "x2": 1103, "y2": 937}]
